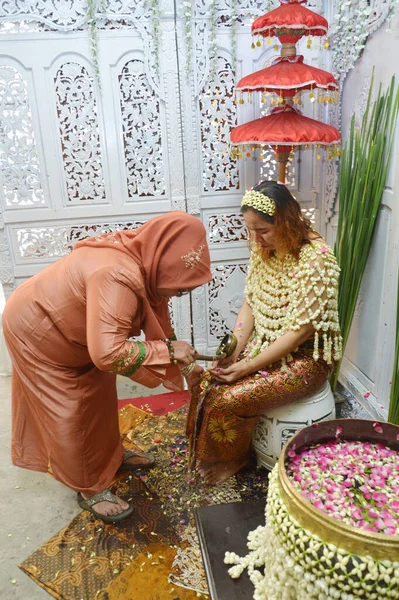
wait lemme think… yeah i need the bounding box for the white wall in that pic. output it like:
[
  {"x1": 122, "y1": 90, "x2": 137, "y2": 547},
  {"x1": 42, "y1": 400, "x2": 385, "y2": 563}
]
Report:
[{"x1": 327, "y1": 6, "x2": 399, "y2": 418}]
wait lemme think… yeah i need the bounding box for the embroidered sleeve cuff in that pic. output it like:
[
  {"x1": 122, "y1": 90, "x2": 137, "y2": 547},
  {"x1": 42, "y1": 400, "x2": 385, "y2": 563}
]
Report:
[
  {"x1": 120, "y1": 341, "x2": 147, "y2": 377},
  {"x1": 111, "y1": 341, "x2": 147, "y2": 377}
]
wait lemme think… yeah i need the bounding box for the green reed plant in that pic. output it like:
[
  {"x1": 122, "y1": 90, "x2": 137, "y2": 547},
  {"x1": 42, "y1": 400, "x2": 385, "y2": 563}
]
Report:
[{"x1": 331, "y1": 73, "x2": 399, "y2": 391}]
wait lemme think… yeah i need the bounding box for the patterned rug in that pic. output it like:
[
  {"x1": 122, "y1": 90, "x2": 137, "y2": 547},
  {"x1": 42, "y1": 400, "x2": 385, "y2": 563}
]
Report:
[{"x1": 19, "y1": 404, "x2": 269, "y2": 599}]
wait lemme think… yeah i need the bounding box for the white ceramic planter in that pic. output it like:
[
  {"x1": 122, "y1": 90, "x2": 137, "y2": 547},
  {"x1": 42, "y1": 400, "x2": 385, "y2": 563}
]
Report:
[{"x1": 252, "y1": 381, "x2": 336, "y2": 470}]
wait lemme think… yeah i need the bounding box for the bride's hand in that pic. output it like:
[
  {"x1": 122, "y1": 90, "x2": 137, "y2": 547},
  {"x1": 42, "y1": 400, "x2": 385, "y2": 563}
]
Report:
[
  {"x1": 208, "y1": 360, "x2": 249, "y2": 383},
  {"x1": 210, "y1": 352, "x2": 238, "y2": 370}
]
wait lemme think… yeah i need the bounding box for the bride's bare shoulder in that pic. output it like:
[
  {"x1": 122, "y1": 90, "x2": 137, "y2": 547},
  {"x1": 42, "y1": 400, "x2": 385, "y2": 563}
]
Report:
[{"x1": 308, "y1": 230, "x2": 325, "y2": 243}]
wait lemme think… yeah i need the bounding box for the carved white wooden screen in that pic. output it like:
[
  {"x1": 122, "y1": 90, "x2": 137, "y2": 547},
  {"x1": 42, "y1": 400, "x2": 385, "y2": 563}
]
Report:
[
  {"x1": 0, "y1": 34, "x2": 174, "y2": 275},
  {"x1": 0, "y1": 3, "x2": 195, "y2": 342},
  {"x1": 0, "y1": 0, "x2": 328, "y2": 355}
]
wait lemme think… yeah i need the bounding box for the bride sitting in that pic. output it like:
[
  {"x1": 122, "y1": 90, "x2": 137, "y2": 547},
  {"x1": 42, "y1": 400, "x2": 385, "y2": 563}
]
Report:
[{"x1": 187, "y1": 180, "x2": 342, "y2": 485}]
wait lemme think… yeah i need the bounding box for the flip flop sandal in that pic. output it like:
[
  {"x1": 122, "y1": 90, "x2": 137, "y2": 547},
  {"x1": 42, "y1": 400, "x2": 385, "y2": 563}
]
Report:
[
  {"x1": 118, "y1": 449, "x2": 156, "y2": 472},
  {"x1": 77, "y1": 489, "x2": 133, "y2": 523}
]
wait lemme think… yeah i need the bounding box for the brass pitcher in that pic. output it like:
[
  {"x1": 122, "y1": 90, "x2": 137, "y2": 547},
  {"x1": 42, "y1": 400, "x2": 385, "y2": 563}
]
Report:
[{"x1": 194, "y1": 333, "x2": 237, "y2": 362}]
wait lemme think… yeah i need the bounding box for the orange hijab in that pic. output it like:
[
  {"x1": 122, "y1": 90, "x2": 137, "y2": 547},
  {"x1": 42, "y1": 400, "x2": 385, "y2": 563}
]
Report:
[{"x1": 74, "y1": 211, "x2": 212, "y2": 389}]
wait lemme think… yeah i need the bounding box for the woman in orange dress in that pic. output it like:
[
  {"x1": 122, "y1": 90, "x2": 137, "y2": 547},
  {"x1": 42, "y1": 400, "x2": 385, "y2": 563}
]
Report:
[
  {"x1": 3, "y1": 212, "x2": 211, "y2": 522},
  {"x1": 187, "y1": 181, "x2": 342, "y2": 485}
]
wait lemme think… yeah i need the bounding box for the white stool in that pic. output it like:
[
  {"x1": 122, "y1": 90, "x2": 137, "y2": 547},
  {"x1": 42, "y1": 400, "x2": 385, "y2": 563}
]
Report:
[{"x1": 252, "y1": 381, "x2": 336, "y2": 470}]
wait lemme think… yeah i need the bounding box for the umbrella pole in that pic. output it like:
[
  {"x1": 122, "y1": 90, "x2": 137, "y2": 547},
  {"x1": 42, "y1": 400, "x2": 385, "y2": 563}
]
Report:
[{"x1": 277, "y1": 153, "x2": 289, "y2": 184}]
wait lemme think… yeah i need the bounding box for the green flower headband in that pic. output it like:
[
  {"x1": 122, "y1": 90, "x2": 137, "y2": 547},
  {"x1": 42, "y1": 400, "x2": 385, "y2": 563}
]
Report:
[{"x1": 241, "y1": 189, "x2": 276, "y2": 217}]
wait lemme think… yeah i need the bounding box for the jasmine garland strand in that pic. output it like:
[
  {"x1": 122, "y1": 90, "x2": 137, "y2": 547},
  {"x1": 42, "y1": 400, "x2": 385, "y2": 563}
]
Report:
[
  {"x1": 88, "y1": 0, "x2": 101, "y2": 90},
  {"x1": 149, "y1": 0, "x2": 161, "y2": 75},
  {"x1": 231, "y1": 0, "x2": 238, "y2": 78},
  {"x1": 332, "y1": 0, "x2": 399, "y2": 80},
  {"x1": 209, "y1": 0, "x2": 217, "y2": 80},
  {"x1": 244, "y1": 241, "x2": 342, "y2": 367},
  {"x1": 183, "y1": 0, "x2": 194, "y2": 78}
]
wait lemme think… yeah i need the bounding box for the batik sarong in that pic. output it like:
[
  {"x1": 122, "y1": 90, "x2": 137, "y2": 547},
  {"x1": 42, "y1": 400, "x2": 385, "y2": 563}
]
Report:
[{"x1": 186, "y1": 346, "x2": 332, "y2": 467}]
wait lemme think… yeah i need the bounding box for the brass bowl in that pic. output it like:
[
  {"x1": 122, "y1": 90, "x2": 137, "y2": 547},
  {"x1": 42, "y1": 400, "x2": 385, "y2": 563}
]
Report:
[{"x1": 278, "y1": 418, "x2": 399, "y2": 560}]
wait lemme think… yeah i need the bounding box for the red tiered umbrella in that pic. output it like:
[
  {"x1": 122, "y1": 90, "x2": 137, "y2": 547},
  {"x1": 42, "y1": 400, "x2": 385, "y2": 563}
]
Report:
[
  {"x1": 233, "y1": 0, "x2": 339, "y2": 183},
  {"x1": 230, "y1": 105, "x2": 340, "y2": 180},
  {"x1": 231, "y1": 105, "x2": 340, "y2": 148},
  {"x1": 252, "y1": 0, "x2": 328, "y2": 44},
  {"x1": 236, "y1": 55, "x2": 338, "y2": 98}
]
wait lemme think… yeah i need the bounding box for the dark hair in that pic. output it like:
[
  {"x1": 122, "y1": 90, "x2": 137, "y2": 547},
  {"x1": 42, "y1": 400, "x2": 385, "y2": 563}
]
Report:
[{"x1": 241, "y1": 180, "x2": 312, "y2": 259}]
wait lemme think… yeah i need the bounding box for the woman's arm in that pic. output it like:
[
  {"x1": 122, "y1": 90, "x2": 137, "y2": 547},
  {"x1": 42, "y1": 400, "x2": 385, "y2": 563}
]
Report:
[
  {"x1": 216, "y1": 300, "x2": 254, "y2": 367},
  {"x1": 86, "y1": 267, "x2": 193, "y2": 377},
  {"x1": 232, "y1": 299, "x2": 254, "y2": 356},
  {"x1": 86, "y1": 267, "x2": 171, "y2": 375},
  {"x1": 209, "y1": 322, "x2": 314, "y2": 383}
]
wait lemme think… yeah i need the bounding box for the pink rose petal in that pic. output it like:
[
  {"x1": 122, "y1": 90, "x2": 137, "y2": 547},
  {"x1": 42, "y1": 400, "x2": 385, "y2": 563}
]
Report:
[{"x1": 287, "y1": 444, "x2": 297, "y2": 458}]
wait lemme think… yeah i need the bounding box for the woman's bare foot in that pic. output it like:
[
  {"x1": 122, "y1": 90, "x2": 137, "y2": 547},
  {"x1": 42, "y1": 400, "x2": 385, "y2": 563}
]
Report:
[
  {"x1": 196, "y1": 459, "x2": 249, "y2": 485},
  {"x1": 81, "y1": 492, "x2": 129, "y2": 517}
]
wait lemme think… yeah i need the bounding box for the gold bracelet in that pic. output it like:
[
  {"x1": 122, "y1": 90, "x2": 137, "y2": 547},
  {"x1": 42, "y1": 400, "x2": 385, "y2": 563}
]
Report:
[{"x1": 180, "y1": 362, "x2": 195, "y2": 377}]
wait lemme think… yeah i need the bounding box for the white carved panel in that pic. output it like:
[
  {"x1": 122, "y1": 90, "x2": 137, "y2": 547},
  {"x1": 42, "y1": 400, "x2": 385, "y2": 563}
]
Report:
[
  {"x1": 208, "y1": 263, "x2": 247, "y2": 342},
  {"x1": 0, "y1": 228, "x2": 14, "y2": 290},
  {"x1": 54, "y1": 62, "x2": 106, "y2": 203},
  {"x1": 301, "y1": 206, "x2": 317, "y2": 225},
  {"x1": 208, "y1": 212, "x2": 247, "y2": 244},
  {"x1": 0, "y1": 29, "x2": 181, "y2": 289},
  {"x1": 0, "y1": 66, "x2": 45, "y2": 207},
  {"x1": 119, "y1": 59, "x2": 165, "y2": 198},
  {"x1": 194, "y1": 18, "x2": 208, "y2": 95},
  {"x1": 13, "y1": 220, "x2": 145, "y2": 261},
  {"x1": 0, "y1": 1, "x2": 152, "y2": 32},
  {"x1": 200, "y1": 55, "x2": 239, "y2": 193},
  {"x1": 191, "y1": 261, "x2": 248, "y2": 354},
  {"x1": 171, "y1": 294, "x2": 193, "y2": 343},
  {"x1": 259, "y1": 149, "x2": 296, "y2": 187},
  {"x1": 0, "y1": 2, "x2": 88, "y2": 30}
]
